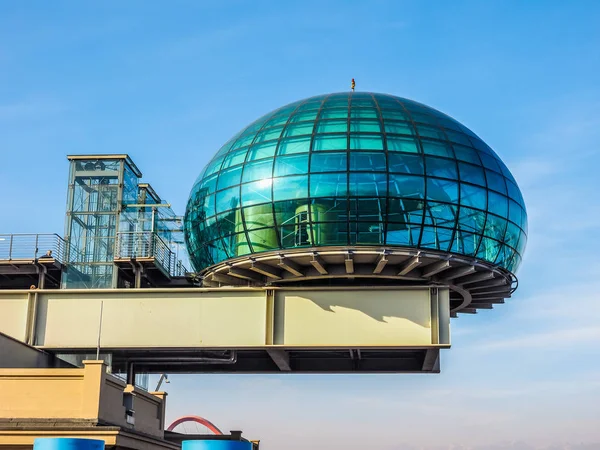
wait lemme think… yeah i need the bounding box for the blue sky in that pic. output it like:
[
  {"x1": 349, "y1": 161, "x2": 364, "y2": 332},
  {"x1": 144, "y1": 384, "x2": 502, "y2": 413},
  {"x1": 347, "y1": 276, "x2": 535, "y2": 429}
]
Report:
[{"x1": 1, "y1": 1, "x2": 599, "y2": 448}]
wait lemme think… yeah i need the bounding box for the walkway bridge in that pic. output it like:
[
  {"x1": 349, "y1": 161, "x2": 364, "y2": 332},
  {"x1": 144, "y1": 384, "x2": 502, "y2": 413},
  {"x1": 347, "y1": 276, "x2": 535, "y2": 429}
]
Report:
[{"x1": 0, "y1": 286, "x2": 450, "y2": 375}]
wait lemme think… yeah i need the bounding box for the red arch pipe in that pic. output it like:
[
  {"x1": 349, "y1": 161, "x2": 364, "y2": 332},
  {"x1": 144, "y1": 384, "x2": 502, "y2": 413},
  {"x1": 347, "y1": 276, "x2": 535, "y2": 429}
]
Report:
[{"x1": 167, "y1": 415, "x2": 223, "y2": 435}]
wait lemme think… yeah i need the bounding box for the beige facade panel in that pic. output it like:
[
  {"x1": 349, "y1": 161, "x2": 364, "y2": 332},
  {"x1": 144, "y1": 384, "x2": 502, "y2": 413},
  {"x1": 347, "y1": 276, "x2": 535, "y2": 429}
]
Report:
[
  {"x1": 0, "y1": 287, "x2": 449, "y2": 351},
  {"x1": 36, "y1": 291, "x2": 267, "y2": 348},
  {"x1": 275, "y1": 289, "x2": 434, "y2": 346},
  {"x1": 0, "y1": 294, "x2": 28, "y2": 342}
]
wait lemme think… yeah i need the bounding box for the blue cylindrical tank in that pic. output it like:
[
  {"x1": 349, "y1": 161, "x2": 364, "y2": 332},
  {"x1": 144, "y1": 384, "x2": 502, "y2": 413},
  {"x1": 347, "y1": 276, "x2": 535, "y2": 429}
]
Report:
[
  {"x1": 33, "y1": 438, "x2": 105, "y2": 450},
  {"x1": 182, "y1": 440, "x2": 252, "y2": 450}
]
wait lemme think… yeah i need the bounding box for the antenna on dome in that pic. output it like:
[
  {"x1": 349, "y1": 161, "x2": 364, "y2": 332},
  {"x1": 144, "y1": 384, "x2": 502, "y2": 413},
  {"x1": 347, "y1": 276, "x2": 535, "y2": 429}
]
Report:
[{"x1": 351, "y1": 78, "x2": 356, "y2": 92}]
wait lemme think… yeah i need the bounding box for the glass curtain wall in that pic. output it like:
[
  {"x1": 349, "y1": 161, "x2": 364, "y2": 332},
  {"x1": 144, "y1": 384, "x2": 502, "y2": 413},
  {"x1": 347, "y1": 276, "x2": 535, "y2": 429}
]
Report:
[{"x1": 185, "y1": 92, "x2": 527, "y2": 274}]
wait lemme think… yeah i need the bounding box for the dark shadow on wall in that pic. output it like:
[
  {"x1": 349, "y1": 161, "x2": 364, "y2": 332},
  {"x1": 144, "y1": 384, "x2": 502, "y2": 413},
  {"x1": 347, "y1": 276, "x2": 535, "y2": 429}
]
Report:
[{"x1": 291, "y1": 290, "x2": 431, "y2": 328}]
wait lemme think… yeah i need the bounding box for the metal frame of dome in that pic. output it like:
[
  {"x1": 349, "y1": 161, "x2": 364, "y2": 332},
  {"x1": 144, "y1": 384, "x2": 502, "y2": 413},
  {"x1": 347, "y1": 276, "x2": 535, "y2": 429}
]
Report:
[{"x1": 184, "y1": 92, "x2": 526, "y2": 315}]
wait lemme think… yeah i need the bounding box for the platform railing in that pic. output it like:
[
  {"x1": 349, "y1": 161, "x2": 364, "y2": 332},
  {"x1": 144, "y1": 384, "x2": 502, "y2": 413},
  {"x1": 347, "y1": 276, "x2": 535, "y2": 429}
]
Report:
[
  {"x1": 115, "y1": 231, "x2": 188, "y2": 277},
  {"x1": 0, "y1": 233, "x2": 66, "y2": 263}
]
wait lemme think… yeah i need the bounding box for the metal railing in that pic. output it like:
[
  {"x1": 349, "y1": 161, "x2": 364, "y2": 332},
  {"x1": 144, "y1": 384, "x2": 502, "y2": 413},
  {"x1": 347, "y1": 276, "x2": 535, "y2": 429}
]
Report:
[
  {"x1": 115, "y1": 231, "x2": 188, "y2": 277},
  {"x1": 0, "y1": 233, "x2": 67, "y2": 263}
]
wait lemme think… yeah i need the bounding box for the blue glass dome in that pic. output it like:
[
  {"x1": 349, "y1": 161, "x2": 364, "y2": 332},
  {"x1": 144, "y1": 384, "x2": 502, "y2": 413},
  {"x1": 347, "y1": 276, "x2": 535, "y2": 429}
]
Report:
[{"x1": 184, "y1": 92, "x2": 527, "y2": 274}]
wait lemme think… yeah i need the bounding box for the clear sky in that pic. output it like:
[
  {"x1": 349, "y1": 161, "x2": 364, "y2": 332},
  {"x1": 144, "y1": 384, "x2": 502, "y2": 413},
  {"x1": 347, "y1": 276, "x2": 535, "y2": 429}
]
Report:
[{"x1": 1, "y1": 1, "x2": 599, "y2": 449}]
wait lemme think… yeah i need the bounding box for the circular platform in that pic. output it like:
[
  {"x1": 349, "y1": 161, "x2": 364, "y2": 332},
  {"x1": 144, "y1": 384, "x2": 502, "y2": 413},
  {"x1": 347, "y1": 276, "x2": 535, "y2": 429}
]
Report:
[{"x1": 200, "y1": 246, "x2": 516, "y2": 316}]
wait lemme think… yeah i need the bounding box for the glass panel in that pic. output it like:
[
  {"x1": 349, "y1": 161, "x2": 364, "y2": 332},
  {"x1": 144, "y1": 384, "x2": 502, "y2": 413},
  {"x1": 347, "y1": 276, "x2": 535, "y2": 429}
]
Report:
[
  {"x1": 386, "y1": 136, "x2": 420, "y2": 153},
  {"x1": 310, "y1": 152, "x2": 347, "y2": 172},
  {"x1": 205, "y1": 157, "x2": 224, "y2": 176},
  {"x1": 241, "y1": 179, "x2": 272, "y2": 206},
  {"x1": 254, "y1": 126, "x2": 284, "y2": 143},
  {"x1": 242, "y1": 159, "x2": 273, "y2": 183},
  {"x1": 451, "y1": 230, "x2": 479, "y2": 256},
  {"x1": 284, "y1": 122, "x2": 314, "y2": 137},
  {"x1": 384, "y1": 121, "x2": 414, "y2": 135},
  {"x1": 424, "y1": 202, "x2": 457, "y2": 228},
  {"x1": 315, "y1": 119, "x2": 347, "y2": 134},
  {"x1": 415, "y1": 124, "x2": 446, "y2": 140},
  {"x1": 484, "y1": 214, "x2": 507, "y2": 241},
  {"x1": 386, "y1": 224, "x2": 421, "y2": 246},
  {"x1": 313, "y1": 134, "x2": 347, "y2": 151},
  {"x1": 349, "y1": 173, "x2": 387, "y2": 196},
  {"x1": 350, "y1": 108, "x2": 378, "y2": 119},
  {"x1": 508, "y1": 199, "x2": 522, "y2": 225},
  {"x1": 488, "y1": 191, "x2": 508, "y2": 217},
  {"x1": 421, "y1": 140, "x2": 453, "y2": 158},
  {"x1": 350, "y1": 152, "x2": 386, "y2": 171},
  {"x1": 458, "y1": 207, "x2": 486, "y2": 233},
  {"x1": 460, "y1": 184, "x2": 487, "y2": 210},
  {"x1": 479, "y1": 153, "x2": 501, "y2": 172},
  {"x1": 222, "y1": 150, "x2": 247, "y2": 169},
  {"x1": 420, "y1": 226, "x2": 454, "y2": 252},
  {"x1": 506, "y1": 180, "x2": 522, "y2": 203},
  {"x1": 350, "y1": 119, "x2": 381, "y2": 133},
  {"x1": 216, "y1": 210, "x2": 237, "y2": 236},
  {"x1": 310, "y1": 173, "x2": 348, "y2": 197},
  {"x1": 242, "y1": 205, "x2": 275, "y2": 230},
  {"x1": 350, "y1": 198, "x2": 386, "y2": 221},
  {"x1": 389, "y1": 153, "x2": 424, "y2": 174},
  {"x1": 425, "y1": 156, "x2": 458, "y2": 179},
  {"x1": 349, "y1": 134, "x2": 384, "y2": 150},
  {"x1": 427, "y1": 178, "x2": 458, "y2": 203},
  {"x1": 381, "y1": 109, "x2": 409, "y2": 121},
  {"x1": 458, "y1": 162, "x2": 485, "y2": 186},
  {"x1": 274, "y1": 154, "x2": 309, "y2": 177},
  {"x1": 504, "y1": 221, "x2": 521, "y2": 249},
  {"x1": 445, "y1": 130, "x2": 472, "y2": 146},
  {"x1": 477, "y1": 237, "x2": 502, "y2": 263},
  {"x1": 310, "y1": 198, "x2": 348, "y2": 222},
  {"x1": 389, "y1": 174, "x2": 424, "y2": 199},
  {"x1": 453, "y1": 145, "x2": 481, "y2": 165},
  {"x1": 289, "y1": 110, "x2": 319, "y2": 122},
  {"x1": 486, "y1": 169, "x2": 507, "y2": 194},
  {"x1": 277, "y1": 137, "x2": 311, "y2": 155},
  {"x1": 246, "y1": 142, "x2": 277, "y2": 161},
  {"x1": 198, "y1": 173, "x2": 217, "y2": 194},
  {"x1": 388, "y1": 198, "x2": 423, "y2": 224},
  {"x1": 215, "y1": 186, "x2": 240, "y2": 212},
  {"x1": 246, "y1": 227, "x2": 279, "y2": 252},
  {"x1": 319, "y1": 108, "x2": 348, "y2": 120},
  {"x1": 273, "y1": 175, "x2": 309, "y2": 201},
  {"x1": 217, "y1": 166, "x2": 242, "y2": 190}
]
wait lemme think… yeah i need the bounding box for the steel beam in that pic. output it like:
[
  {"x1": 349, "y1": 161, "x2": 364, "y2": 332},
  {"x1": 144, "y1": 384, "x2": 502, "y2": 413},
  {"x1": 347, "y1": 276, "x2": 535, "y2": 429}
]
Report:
[
  {"x1": 455, "y1": 271, "x2": 495, "y2": 285},
  {"x1": 277, "y1": 257, "x2": 304, "y2": 277},
  {"x1": 373, "y1": 253, "x2": 388, "y2": 274},
  {"x1": 249, "y1": 262, "x2": 281, "y2": 280},
  {"x1": 437, "y1": 265, "x2": 476, "y2": 281},
  {"x1": 422, "y1": 348, "x2": 440, "y2": 372},
  {"x1": 397, "y1": 256, "x2": 421, "y2": 276},
  {"x1": 266, "y1": 348, "x2": 291, "y2": 371},
  {"x1": 310, "y1": 254, "x2": 328, "y2": 275},
  {"x1": 344, "y1": 253, "x2": 354, "y2": 274},
  {"x1": 421, "y1": 260, "x2": 451, "y2": 278},
  {"x1": 228, "y1": 267, "x2": 263, "y2": 282}
]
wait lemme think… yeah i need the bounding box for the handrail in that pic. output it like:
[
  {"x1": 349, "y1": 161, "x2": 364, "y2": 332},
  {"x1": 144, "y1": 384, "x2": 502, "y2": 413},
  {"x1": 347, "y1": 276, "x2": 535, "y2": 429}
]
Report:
[
  {"x1": 115, "y1": 231, "x2": 188, "y2": 277},
  {"x1": 0, "y1": 233, "x2": 67, "y2": 263}
]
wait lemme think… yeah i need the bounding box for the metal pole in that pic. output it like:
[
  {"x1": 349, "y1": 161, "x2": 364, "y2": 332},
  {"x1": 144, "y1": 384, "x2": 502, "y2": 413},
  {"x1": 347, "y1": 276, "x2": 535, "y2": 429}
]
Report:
[{"x1": 96, "y1": 301, "x2": 104, "y2": 360}]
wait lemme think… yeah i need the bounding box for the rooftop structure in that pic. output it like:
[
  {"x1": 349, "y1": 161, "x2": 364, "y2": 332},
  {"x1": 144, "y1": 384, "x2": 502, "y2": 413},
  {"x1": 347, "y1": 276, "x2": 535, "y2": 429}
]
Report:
[
  {"x1": 0, "y1": 90, "x2": 527, "y2": 376},
  {"x1": 185, "y1": 92, "x2": 527, "y2": 314}
]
